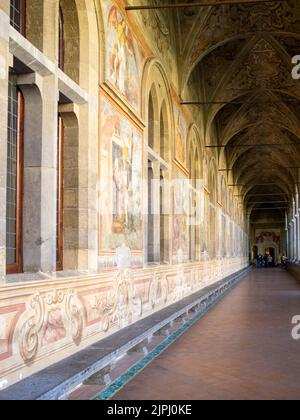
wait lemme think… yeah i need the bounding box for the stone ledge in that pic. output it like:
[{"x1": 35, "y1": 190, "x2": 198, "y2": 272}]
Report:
[
  {"x1": 0, "y1": 266, "x2": 251, "y2": 400},
  {"x1": 9, "y1": 27, "x2": 88, "y2": 105}
]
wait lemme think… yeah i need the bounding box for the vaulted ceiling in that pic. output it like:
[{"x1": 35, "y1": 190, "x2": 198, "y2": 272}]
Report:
[{"x1": 173, "y1": 0, "x2": 300, "y2": 222}]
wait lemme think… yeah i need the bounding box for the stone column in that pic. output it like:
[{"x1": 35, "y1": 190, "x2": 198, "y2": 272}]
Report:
[
  {"x1": 76, "y1": 100, "x2": 98, "y2": 272},
  {"x1": 296, "y1": 215, "x2": 300, "y2": 262},
  {"x1": 152, "y1": 161, "x2": 161, "y2": 263},
  {"x1": 293, "y1": 219, "x2": 297, "y2": 262},
  {"x1": 19, "y1": 74, "x2": 58, "y2": 273},
  {"x1": 289, "y1": 222, "x2": 293, "y2": 261},
  {"x1": 0, "y1": 1, "x2": 10, "y2": 282}
]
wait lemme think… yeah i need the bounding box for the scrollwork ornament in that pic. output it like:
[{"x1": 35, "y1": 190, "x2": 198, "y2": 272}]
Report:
[
  {"x1": 19, "y1": 293, "x2": 44, "y2": 364},
  {"x1": 98, "y1": 269, "x2": 142, "y2": 332},
  {"x1": 65, "y1": 291, "x2": 83, "y2": 346}
]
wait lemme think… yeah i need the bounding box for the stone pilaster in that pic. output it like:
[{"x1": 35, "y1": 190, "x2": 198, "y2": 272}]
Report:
[
  {"x1": 19, "y1": 74, "x2": 58, "y2": 273},
  {"x1": 0, "y1": 2, "x2": 10, "y2": 281}
]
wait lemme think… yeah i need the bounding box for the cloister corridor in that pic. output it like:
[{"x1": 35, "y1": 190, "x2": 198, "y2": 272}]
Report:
[
  {"x1": 68, "y1": 268, "x2": 300, "y2": 401},
  {"x1": 3, "y1": 0, "x2": 300, "y2": 402}
]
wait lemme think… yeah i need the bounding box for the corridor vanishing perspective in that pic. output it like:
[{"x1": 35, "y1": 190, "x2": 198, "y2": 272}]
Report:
[
  {"x1": 110, "y1": 268, "x2": 300, "y2": 401},
  {"x1": 1, "y1": 0, "x2": 300, "y2": 401}
]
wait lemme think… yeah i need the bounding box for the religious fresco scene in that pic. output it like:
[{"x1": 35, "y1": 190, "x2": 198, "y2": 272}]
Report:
[{"x1": 1, "y1": 0, "x2": 300, "y2": 401}]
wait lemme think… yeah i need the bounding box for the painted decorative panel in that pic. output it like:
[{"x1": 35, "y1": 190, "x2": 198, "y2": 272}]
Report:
[
  {"x1": 172, "y1": 173, "x2": 190, "y2": 262},
  {"x1": 174, "y1": 106, "x2": 187, "y2": 168},
  {"x1": 255, "y1": 229, "x2": 281, "y2": 245},
  {"x1": 99, "y1": 94, "x2": 143, "y2": 253},
  {"x1": 102, "y1": 0, "x2": 144, "y2": 110}
]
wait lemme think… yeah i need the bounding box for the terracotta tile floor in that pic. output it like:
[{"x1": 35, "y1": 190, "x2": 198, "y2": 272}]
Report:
[{"x1": 112, "y1": 268, "x2": 300, "y2": 400}]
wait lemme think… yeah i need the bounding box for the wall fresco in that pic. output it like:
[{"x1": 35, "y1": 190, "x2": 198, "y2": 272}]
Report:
[{"x1": 99, "y1": 95, "x2": 143, "y2": 252}]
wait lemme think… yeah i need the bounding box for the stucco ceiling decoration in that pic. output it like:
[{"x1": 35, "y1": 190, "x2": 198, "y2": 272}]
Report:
[{"x1": 178, "y1": 0, "x2": 300, "y2": 220}]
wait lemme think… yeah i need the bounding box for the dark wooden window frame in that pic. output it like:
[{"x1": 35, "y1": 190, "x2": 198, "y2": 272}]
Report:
[
  {"x1": 56, "y1": 114, "x2": 64, "y2": 271},
  {"x1": 6, "y1": 88, "x2": 24, "y2": 275},
  {"x1": 10, "y1": 0, "x2": 26, "y2": 36},
  {"x1": 58, "y1": 7, "x2": 65, "y2": 71}
]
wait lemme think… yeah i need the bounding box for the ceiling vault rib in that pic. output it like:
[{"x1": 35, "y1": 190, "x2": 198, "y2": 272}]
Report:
[
  {"x1": 246, "y1": 193, "x2": 290, "y2": 197},
  {"x1": 247, "y1": 201, "x2": 289, "y2": 204},
  {"x1": 229, "y1": 183, "x2": 297, "y2": 187},
  {"x1": 126, "y1": 0, "x2": 287, "y2": 11},
  {"x1": 251, "y1": 208, "x2": 289, "y2": 210},
  {"x1": 182, "y1": 100, "x2": 300, "y2": 106},
  {"x1": 207, "y1": 144, "x2": 300, "y2": 148},
  {"x1": 219, "y1": 168, "x2": 300, "y2": 171}
]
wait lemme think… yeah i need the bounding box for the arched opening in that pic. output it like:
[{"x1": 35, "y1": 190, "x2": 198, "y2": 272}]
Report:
[
  {"x1": 189, "y1": 145, "x2": 196, "y2": 261},
  {"x1": 147, "y1": 164, "x2": 154, "y2": 263},
  {"x1": 58, "y1": 6, "x2": 65, "y2": 71},
  {"x1": 159, "y1": 102, "x2": 170, "y2": 264},
  {"x1": 56, "y1": 114, "x2": 64, "y2": 271},
  {"x1": 59, "y1": 0, "x2": 80, "y2": 83},
  {"x1": 148, "y1": 93, "x2": 155, "y2": 150},
  {"x1": 160, "y1": 101, "x2": 169, "y2": 161},
  {"x1": 209, "y1": 166, "x2": 217, "y2": 259},
  {"x1": 221, "y1": 178, "x2": 227, "y2": 258},
  {"x1": 16, "y1": 82, "x2": 44, "y2": 273},
  {"x1": 160, "y1": 170, "x2": 165, "y2": 263}
]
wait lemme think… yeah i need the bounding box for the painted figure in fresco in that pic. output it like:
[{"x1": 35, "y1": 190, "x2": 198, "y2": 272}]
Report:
[
  {"x1": 108, "y1": 6, "x2": 137, "y2": 99},
  {"x1": 112, "y1": 121, "x2": 133, "y2": 233},
  {"x1": 100, "y1": 97, "x2": 142, "y2": 251},
  {"x1": 176, "y1": 110, "x2": 185, "y2": 164}
]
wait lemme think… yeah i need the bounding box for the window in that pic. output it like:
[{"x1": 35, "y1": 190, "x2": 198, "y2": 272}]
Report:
[
  {"x1": 56, "y1": 115, "x2": 64, "y2": 271},
  {"x1": 58, "y1": 7, "x2": 65, "y2": 71},
  {"x1": 10, "y1": 0, "x2": 26, "y2": 35},
  {"x1": 6, "y1": 73, "x2": 24, "y2": 274}
]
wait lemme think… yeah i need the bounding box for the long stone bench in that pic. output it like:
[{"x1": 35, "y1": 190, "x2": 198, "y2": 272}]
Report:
[{"x1": 0, "y1": 266, "x2": 251, "y2": 400}]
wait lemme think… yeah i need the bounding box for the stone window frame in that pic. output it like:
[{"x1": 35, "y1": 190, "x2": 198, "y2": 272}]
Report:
[{"x1": 6, "y1": 74, "x2": 24, "y2": 274}]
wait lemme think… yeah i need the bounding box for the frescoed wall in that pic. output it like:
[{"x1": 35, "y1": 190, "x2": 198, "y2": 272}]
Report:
[
  {"x1": 99, "y1": 94, "x2": 143, "y2": 253},
  {"x1": 0, "y1": 0, "x2": 251, "y2": 392},
  {"x1": 172, "y1": 173, "x2": 190, "y2": 262},
  {"x1": 252, "y1": 228, "x2": 283, "y2": 264},
  {"x1": 255, "y1": 229, "x2": 281, "y2": 246},
  {"x1": 174, "y1": 106, "x2": 187, "y2": 168},
  {"x1": 102, "y1": 0, "x2": 144, "y2": 110}
]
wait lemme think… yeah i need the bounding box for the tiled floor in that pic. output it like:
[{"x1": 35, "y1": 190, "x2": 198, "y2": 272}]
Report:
[{"x1": 112, "y1": 268, "x2": 300, "y2": 400}]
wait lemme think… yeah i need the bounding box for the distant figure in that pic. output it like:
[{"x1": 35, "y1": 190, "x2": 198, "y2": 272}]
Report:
[
  {"x1": 257, "y1": 254, "x2": 263, "y2": 269},
  {"x1": 263, "y1": 255, "x2": 268, "y2": 268},
  {"x1": 281, "y1": 255, "x2": 288, "y2": 268},
  {"x1": 268, "y1": 254, "x2": 273, "y2": 267}
]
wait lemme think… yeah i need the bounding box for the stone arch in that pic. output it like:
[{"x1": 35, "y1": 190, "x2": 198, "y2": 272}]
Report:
[
  {"x1": 187, "y1": 125, "x2": 203, "y2": 261},
  {"x1": 142, "y1": 59, "x2": 174, "y2": 265},
  {"x1": 75, "y1": 0, "x2": 100, "y2": 91},
  {"x1": 59, "y1": 0, "x2": 80, "y2": 83},
  {"x1": 141, "y1": 59, "x2": 175, "y2": 158},
  {"x1": 187, "y1": 124, "x2": 204, "y2": 186},
  {"x1": 160, "y1": 100, "x2": 170, "y2": 161},
  {"x1": 147, "y1": 84, "x2": 159, "y2": 150}
]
